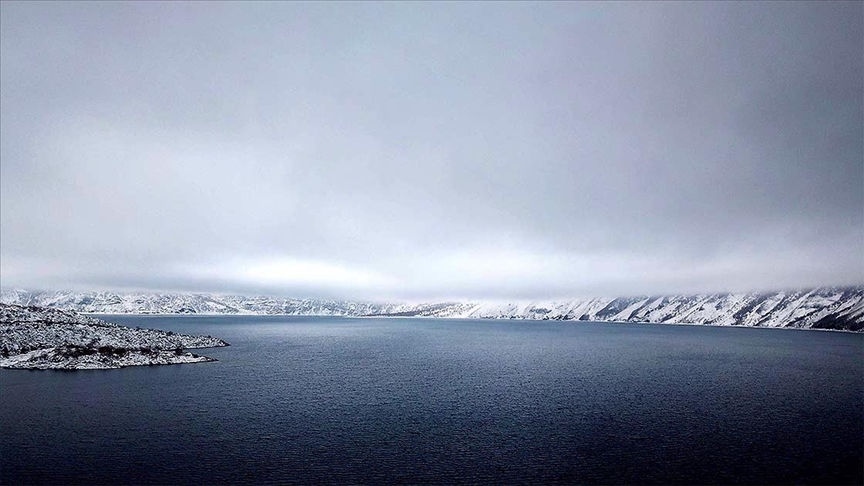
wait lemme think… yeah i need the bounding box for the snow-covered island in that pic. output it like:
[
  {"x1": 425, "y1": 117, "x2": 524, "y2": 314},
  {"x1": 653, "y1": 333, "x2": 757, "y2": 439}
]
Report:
[{"x1": 0, "y1": 304, "x2": 229, "y2": 370}]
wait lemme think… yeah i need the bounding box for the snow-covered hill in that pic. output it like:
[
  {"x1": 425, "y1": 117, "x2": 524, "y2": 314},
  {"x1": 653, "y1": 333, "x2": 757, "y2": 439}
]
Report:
[
  {"x1": 0, "y1": 289, "x2": 415, "y2": 316},
  {"x1": 2, "y1": 287, "x2": 862, "y2": 331},
  {"x1": 439, "y1": 287, "x2": 864, "y2": 331},
  {"x1": 0, "y1": 304, "x2": 229, "y2": 369}
]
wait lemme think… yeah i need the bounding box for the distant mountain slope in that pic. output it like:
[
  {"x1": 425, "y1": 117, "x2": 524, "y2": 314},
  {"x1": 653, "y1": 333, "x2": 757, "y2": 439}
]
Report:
[
  {"x1": 0, "y1": 289, "x2": 413, "y2": 316},
  {"x1": 443, "y1": 287, "x2": 864, "y2": 331},
  {"x1": 2, "y1": 287, "x2": 862, "y2": 331}
]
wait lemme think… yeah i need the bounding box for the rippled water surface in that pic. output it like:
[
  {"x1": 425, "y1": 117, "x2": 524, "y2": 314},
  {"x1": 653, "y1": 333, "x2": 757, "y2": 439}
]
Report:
[{"x1": 2, "y1": 316, "x2": 862, "y2": 484}]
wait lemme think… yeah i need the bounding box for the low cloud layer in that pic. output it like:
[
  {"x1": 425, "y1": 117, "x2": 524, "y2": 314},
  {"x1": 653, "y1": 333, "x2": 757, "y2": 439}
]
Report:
[{"x1": 1, "y1": 2, "x2": 861, "y2": 300}]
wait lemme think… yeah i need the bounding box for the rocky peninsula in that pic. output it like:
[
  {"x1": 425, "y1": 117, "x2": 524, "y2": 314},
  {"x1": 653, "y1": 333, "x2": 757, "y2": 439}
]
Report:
[{"x1": 0, "y1": 304, "x2": 229, "y2": 370}]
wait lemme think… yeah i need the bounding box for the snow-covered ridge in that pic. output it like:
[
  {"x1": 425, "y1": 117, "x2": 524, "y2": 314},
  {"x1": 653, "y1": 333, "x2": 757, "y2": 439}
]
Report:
[
  {"x1": 0, "y1": 289, "x2": 417, "y2": 317},
  {"x1": 447, "y1": 287, "x2": 864, "y2": 331},
  {"x1": 0, "y1": 304, "x2": 229, "y2": 370},
  {"x1": 2, "y1": 287, "x2": 862, "y2": 331}
]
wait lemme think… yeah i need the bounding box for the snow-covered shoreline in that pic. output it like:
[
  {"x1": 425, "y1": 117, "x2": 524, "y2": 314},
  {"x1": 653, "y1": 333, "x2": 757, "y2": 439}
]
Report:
[
  {"x1": 4, "y1": 287, "x2": 858, "y2": 331},
  {"x1": 0, "y1": 345, "x2": 217, "y2": 370},
  {"x1": 77, "y1": 312, "x2": 863, "y2": 335},
  {"x1": 0, "y1": 304, "x2": 229, "y2": 370}
]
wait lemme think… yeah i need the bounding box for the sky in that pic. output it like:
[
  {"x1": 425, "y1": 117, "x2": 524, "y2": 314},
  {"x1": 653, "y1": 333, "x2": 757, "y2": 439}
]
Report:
[{"x1": 1, "y1": 1, "x2": 862, "y2": 301}]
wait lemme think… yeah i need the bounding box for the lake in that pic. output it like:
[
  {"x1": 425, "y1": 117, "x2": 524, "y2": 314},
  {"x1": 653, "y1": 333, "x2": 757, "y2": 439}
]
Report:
[{"x1": 1, "y1": 316, "x2": 862, "y2": 484}]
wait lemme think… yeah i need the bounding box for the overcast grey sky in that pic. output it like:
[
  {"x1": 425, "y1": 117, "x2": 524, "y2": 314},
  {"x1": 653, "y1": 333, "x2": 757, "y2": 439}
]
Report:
[{"x1": 1, "y1": 1, "x2": 861, "y2": 300}]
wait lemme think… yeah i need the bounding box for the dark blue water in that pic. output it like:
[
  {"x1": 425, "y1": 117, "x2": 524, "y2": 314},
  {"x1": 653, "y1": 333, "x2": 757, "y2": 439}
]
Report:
[{"x1": 1, "y1": 317, "x2": 862, "y2": 485}]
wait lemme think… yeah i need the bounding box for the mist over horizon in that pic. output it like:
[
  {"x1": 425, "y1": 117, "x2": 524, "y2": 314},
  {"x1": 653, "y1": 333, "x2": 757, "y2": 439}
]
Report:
[{"x1": 2, "y1": 2, "x2": 862, "y2": 300}]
